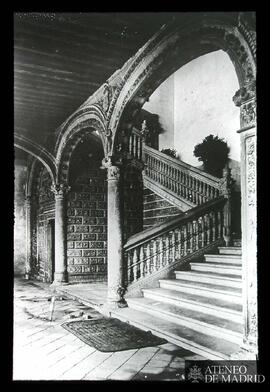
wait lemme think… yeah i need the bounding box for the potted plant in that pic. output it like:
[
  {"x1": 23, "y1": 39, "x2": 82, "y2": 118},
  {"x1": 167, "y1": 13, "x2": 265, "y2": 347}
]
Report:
[
  {"x1": 161, "y1": 148, "x2": 177, "y2": 159},
  {"x1": 193, "y1": 134, "x2": 230, "y2": 178}
]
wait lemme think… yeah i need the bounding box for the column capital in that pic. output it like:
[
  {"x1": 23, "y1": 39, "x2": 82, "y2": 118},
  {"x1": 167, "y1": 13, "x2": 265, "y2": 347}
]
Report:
[
  {"x1": 101, "y1": 157, "x2": 122, "y2": 181},
  {"x1": 51, "y1": 182, "x2": 70, "y2": 198}
]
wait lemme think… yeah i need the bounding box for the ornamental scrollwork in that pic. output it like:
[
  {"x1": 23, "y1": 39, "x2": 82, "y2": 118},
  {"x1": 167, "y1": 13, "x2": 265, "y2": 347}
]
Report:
[
  {"x1": 233, "y1": 79, "x2": 256, "y2": 107},
  {"x1": 246, "y1": 137, "x2": 256, "y2": 207},
  {"x1": 51, "y1": 183, "x2": 70, "y2": 197}
]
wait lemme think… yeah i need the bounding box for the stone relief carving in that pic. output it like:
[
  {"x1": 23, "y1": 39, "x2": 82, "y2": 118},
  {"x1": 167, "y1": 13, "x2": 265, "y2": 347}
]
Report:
[
  {"x1": 241, "y1": 100, "x2": 256, "y2": 127},
  {"x1": 233, "y1": 79, "x2": 256, "y2": 107},
  {"x1": 101, "y1": 83, "x2": 111, "y2": 114},
  {"x1": 107, "y1": 165, "x2": 121, "y2": 181},
  {"x1": 51, "y1": 182, "x2": 70, "y2": 197},
  {"x1": 104, "y1": 128, "x2": 113, "y2": 155},
  {"x1": 246, "y1": 137, "x2": 256, "y2": 207}
]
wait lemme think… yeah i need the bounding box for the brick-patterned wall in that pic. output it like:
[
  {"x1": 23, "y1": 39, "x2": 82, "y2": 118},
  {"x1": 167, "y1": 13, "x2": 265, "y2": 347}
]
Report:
[
  {"x1": 67, "y1": 167, "x2": 107, "y2": 283},
  {"x1": 143, "y1": 187, "x2": 183, "y2": 229},
  {"x1": 122, "y1": 166, "x2": 144, "y2": 242}
]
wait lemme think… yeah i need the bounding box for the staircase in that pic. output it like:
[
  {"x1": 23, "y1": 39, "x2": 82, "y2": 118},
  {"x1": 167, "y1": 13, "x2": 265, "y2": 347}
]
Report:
[
  {"x1": 111, "y1": 125, "x2": 242, "y2": 359},
  {"x1": 113, "y1": 245, "x2": 242, "y2": 360}
]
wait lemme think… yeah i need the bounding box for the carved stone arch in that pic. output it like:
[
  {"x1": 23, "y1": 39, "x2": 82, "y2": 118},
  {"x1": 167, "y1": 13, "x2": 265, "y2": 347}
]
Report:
[
  {"x1": 56, "y1": 112, "x2": 106, "y2": 185},
  {"x1": 55, "y1": 106, "x2": 106, "y2": 156},
  {"x1": 107, "y1": 13, "x2": 256, "y2": 154},
  {"x1": 26, "y1": 157, "x2": 39, "y2": 198},
  {"x1": 15, "y1": 133, "x2": 57, "y2": 186}
]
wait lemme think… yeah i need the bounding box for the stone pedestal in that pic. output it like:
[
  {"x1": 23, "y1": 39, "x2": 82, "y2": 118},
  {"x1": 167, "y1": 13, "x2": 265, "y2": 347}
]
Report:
[
  {"x1": 51, "y1": 183, "x2": 69, "y2": 285},
  {"x1": 104, "y1": 161, "x2": 126, "y2": 307},
  {"x1": 25, "y1": 195, "x2": 32, "y2": 279}
]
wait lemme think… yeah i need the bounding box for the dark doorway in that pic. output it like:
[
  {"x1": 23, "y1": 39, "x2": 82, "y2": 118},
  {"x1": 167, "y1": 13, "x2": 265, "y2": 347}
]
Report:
[{"x1": 47, "y1": 219, "x2": 55, "y2": 283}]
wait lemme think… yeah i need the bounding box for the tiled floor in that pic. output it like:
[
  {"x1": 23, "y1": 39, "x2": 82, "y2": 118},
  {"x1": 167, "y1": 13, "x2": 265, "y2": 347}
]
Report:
[{"x1": 13, "y1": 278, "x2": 205, "y2": 381}]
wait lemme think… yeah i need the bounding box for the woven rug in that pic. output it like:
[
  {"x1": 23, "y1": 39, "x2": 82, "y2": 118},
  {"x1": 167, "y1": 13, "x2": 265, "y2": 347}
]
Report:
[{"x1": 61, "y1": 318, "x2": 167, "y2": 352}]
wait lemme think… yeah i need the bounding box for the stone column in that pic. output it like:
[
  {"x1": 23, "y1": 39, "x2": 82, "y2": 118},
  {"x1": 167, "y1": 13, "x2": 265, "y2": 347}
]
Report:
[
  {"x1": 25, "y1": 194, "x2": 32, "y2": 279},
  {"x1": 232, "y1": 81, "x2": 257, "y2": 358},
  {"x1": 103, "y1": 159, "x2": 126, "y2": 307},
  {"x1": 51, "y1": 183, "x2": 69, "y2": 285}
]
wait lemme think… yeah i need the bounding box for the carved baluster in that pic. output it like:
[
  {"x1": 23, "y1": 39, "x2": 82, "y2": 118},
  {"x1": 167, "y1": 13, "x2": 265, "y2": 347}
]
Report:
[
  {"x1": 165, "y1": 235, "x2": 170, "y2": 266},
  {"x1": 129, "y1": 134, "x2": 133, "y2": 155},
  {"x1": 174, "y1": 228, "x2": 179, "y2": 260},
  {"x1": 139, "y1": 246, "x2": 144, "y2": 278},
  {"x1": 152, "y1": 239, "x2": 158, "y2": 271},
  {"x1": 217, "y1": 210, "x2": 222, "y2": 239},
  {"x1": 132, "y1": 248, "x2": 138, "y2": 282},
  {"x1": 183, "y1": 224, "x2": 188, "y2": 255},
  {"x1": 159, "y1": 236, "x2": 164, "y2": 267},
  {"x1": 201, "y1": 215, "x2": 205, "y2": 247},
  {"x1": 205, "y1": 214, "x2": 211, "y2": 245},
  {"x1": 145, "y1": 243, "x2": 151, "y2": 275},
  {"x1": 184, "y1": 173, "x2": 188, "y2": 198},
  {"x1": 212, "y1": 211, "x2": 217, "y2": 241},
  {"x1": 137, "y1": 136, "x2": 141, "y2": 160},
  {"x1": 194, "y1": 219, "x2": 199, "y2": 250},
  {"x1": 127, "y1": 251, "x2": 133, "y2": 284},
  {"x1": 171, "y1": 230, "x2": 176, "y2": 262}
]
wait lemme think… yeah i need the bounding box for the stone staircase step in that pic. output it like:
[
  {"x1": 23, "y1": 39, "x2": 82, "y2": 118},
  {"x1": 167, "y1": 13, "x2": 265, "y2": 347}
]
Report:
[
  {"x1": 110, "y1": 307, "x2": 240, "y2": 360},
  {"x1": 190, "y1": 262, "x2": 242, "y2": 276},
  {"x1": 205, "y1": 254, "x2": 242, "y2": 264},
  {"x1": 174, "y1": 270, "x2": 242, "y2": 288},
  {"x1": 218, "y1": 247, "x2": 242, "y2": 256},
  {"x1": 160, "y1": 279, "x2": 242, "y2": 304},
  {"x1": 142, "y1": 287, "x2": 242, "y2": 323},
  {"x1": 127, "y1": 297, "x2": 243, "y2": 344}
]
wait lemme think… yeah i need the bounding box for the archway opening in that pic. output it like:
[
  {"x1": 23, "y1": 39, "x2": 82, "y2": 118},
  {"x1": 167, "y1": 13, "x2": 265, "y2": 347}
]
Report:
[
  {"x1": 140, "y1": 50, "x2": 241, "y2": 238},
  {"x1": 66, "y1": 133, "x2": 107, "y2": 283}
]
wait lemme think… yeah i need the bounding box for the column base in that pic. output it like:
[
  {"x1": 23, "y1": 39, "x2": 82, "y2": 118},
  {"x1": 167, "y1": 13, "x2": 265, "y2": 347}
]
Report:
[
  {"x1": 50, "y1": 272, "x2": 68, "y2": 287},
  {"x1": 101, "y1": 300, "x2": 128, "y2": 316}
]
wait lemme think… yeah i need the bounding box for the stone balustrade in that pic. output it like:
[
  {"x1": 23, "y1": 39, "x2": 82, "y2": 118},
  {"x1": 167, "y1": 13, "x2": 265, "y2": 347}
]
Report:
[{"x1": 124, "y1": 197, "x2": 226, "y2": 287}]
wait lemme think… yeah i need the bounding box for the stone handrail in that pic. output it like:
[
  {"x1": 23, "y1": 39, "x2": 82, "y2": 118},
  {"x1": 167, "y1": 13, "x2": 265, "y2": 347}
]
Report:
[
  {"x1": 124, "y1": 196, "x2": 227, "y2": 287},
  {"x1": 144, "y1": 145, "x2": 221, "y2": 206},
  {"x1": 127, "y1": 128, "x2": 222, "y2": 206}
]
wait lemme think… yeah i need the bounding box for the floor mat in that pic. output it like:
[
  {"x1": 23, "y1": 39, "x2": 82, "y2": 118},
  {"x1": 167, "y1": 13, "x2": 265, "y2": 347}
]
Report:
[{"x1": 61, "y1": 317, "x2": 167, "y2": 352}]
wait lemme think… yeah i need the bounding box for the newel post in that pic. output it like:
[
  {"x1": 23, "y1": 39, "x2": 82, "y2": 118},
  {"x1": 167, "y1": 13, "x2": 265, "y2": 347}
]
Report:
[{"x1": 220, "y1": 164, "x2": 234, "y2": 247}]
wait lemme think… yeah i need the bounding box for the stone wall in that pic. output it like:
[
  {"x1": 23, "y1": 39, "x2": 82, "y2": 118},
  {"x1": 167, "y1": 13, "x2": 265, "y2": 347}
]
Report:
[
  {"x1": 67, "y1": 167, "x2": 107, "y2": 283},
  {"x1": 35, "y1": 167, "x2": 55, "y2": 282},
  {"x1": 122, "y1": 166, "x2": 144, "y2": 242},
  {"x1": 14, "y1": 161, "x2": 27, "y2": 276},
  {"x1": 143, "y1": 187, "x2": 183, "y2": 230}
]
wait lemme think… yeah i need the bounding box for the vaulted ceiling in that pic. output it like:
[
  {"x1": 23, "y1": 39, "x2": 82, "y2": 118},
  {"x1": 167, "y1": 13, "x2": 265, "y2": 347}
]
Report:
[{"x1": 14, "y1": 12, "x2": 173, "y2": 151}]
